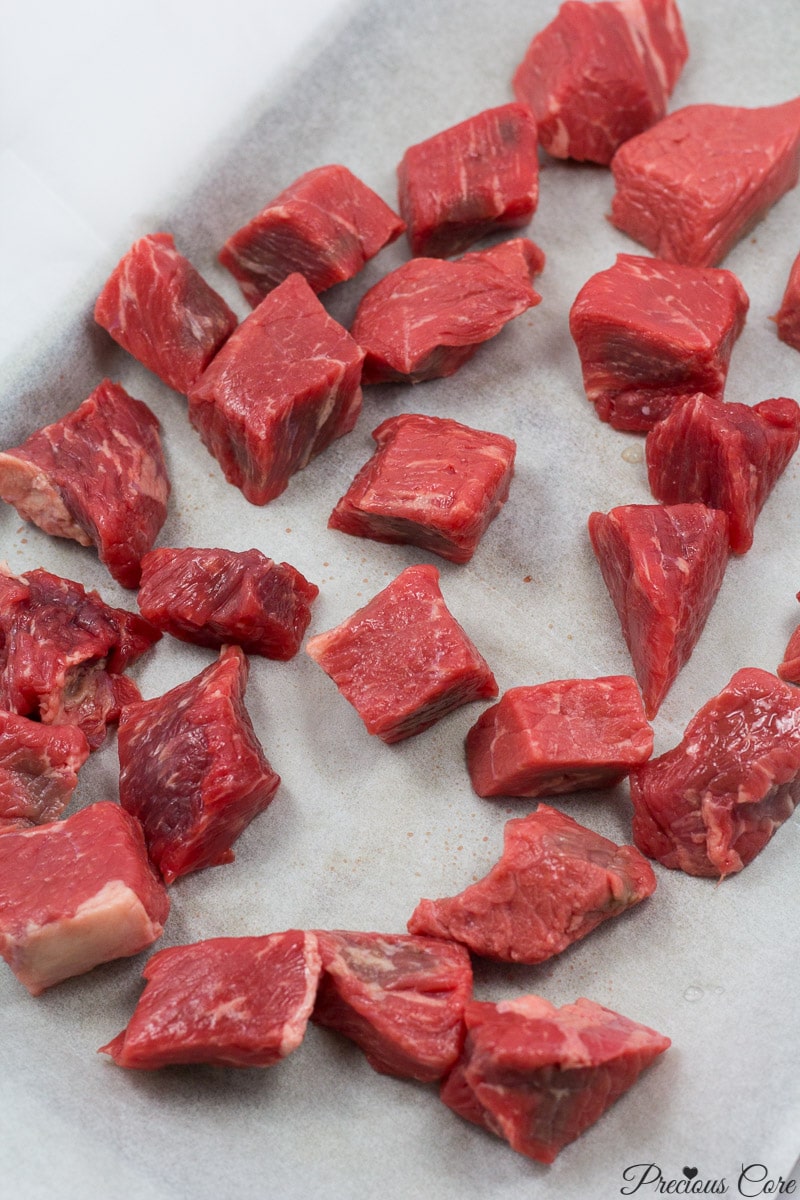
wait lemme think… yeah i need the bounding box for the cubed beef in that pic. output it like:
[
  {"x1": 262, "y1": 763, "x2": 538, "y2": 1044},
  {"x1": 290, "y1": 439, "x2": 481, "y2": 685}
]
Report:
[
  {"x1": 569, "y1": 254, "x2": 749, "y2": 432},
  {"x1": 189, "y1": 273, "x2": 364, "y2": 505},
  {"x1": 0, "y1": 711, "x2": 89, "y2": 825},
  {"x1": 629, "y1": 667, "x2": 800, "y2": 878},
  {"x1": 610, "y1": 98, "x2": 800, "y2": 266},
  {"x1": 407, "y1": 804, "x2": 655, "y2": 963},
  {"x1": 306, "y1": 564, "x2": 497, "y2": 743},
  {"x1": 329, "y1": 414, "x2": 516, "y2": 563},
  {"x1": 778, "y1": 612, "x2": 800, "y2": 684},
  {"x1": 772, "y1": 250, "x2": 800, "y2": 352}
]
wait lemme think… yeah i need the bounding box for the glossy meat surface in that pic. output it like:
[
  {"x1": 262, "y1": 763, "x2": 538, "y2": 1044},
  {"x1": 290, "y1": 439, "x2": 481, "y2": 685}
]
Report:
[
  {"x1": 0, "y1": 710, "x2": 89, "y2": 825},
  {"x1": 773, "y1": 249, "x2": 800, "y2": 351}
]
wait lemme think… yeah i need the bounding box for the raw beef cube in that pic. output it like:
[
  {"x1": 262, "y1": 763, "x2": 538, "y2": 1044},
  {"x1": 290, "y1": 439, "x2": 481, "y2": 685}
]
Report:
[
  {"x1": 407, "y1": 804, "x2": 655, "y2": 963},
  {"x1": 512, "y1": 0, "x2": 688, "y2": 165},
  {"x1": 94, "y1": 233, "x2": 238, "y2": 394},
  {"x1": 588, "y1": 504, "x2": 729, "y2": 717},
  {"x1": 312, "y1": 930, "x2": 473, "y2": 1082},
  {"x1": 778, "y1": 614, "x2": 800, "y2": 684},
  {"x1": 465, "y1": 676, "x2": 652, "y2": 799},
  {"x1": 328, "y1": 413, "x2": 516, "y2": 563},
  {"x1": 118, "y1": 645, "x2": 280, "y2": 884},
  {"x1": 0, "y1": 711, "x2": 89, "y2": 826},
  {"x1": 305, "y1": 564, "x2": 497, "y2": 744},
  {"x1": 0, "y1": 379, "x2": 170, "y2": 588},
  {"x1": 610, "y1": 98, "x2": 800, "y2": 266},
  {"x1": 646, "y1": 393, "x2": 800, "y2": 554},
  {"x1": 629, "y1": 667, "x2": 800, "y2": 877},
  {"x1": 101, "y1": 930, "x2": 321, "y2": 1069},
  {"x1": 461, "y1": 237, "x2": 546, "y2": 290},
  {"x1": 219, "y1": 165, "x2": 405, "y2": 307},
  {"x1": 441, "y1": 995, "x2": 670, "y2": 1163},
  {"x1": 137, "y1": 547, "x2": 318, "y2": 659},
  {"x1": 569, "y1": 254, "x2": 749, "y2": 432},
  {"x1": 397, "y1": 103, "x2": 539, "y2": 258},
  {"x1": 772, "y1": 250, "x2": 800, "y2": 352},
  {"x1": 0, "y1": 801, "x2": 169, "y2": 995},
  {"x1": 351, "y1": 245, "x2": 542, "y2": 384},
  {"x1": 188, "y1": 273, "x2": 364, "y2": 505},
  {"x1": 0, "y1": 566, "x2": 160, "y2": 750}
]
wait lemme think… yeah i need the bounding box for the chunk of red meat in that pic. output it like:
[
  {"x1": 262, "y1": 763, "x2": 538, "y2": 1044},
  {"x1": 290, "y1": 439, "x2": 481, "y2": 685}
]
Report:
[
  {"x1": 407, "y1": 804, "x2": 655, "y2": 963},
  {"x1": 645, "y1": 393, "x2": 800, "y2": 554},
  {"x1": 772, "y1": 250, "x2": 800, "y2": 352},
  {"x1": 137, "y1": 547, "x2": 318, "y2": 659},
  {"x1": 312, "y1": 930, "x2": 472, "y2": 1082},
  {"x1": 306, "y1": 564, "x2": 497, "y2": 744},
  {"x1": 588, "y1": 504, "x2": 729, "y2": 717},
  {"x1": 329, "y1": 414, "x2": 516, "y2": 563},
  {"x1": 0, "y1": 801, "x2": 169, "y2": 995},
  {"x1": 441, "y1": 995, "x2": 670, "y2": 1163},
  {"x1": 118, "y1": 645, "x2": 280, "y2": 884},
  {"x1": 0, "y1": 379, "x2": 170, "y2": 588},
  {"x1": 0, "y1": 711, "x2": 89, "y2": 825},
  {"x1": 610, "y1": 98, "x2": 800, "y2": 266},
  {"x1": 94, "y1": 233, "x2": 237, "y2": 394},
  {"x1": 513, "y1": 0, "x2": 687, "y2": 165},
  {"x1": 569, "y1": 254, "x2": 749, "y2": 432},
  {"x1": 778, "y1": 612, "x2": 800, "y2": 684},
  {"x1": 629, "y1": 668, "x2": 800, "y2": 877},
  {"x1": 219, "y1": 165, "x2": 404, "y2": 307},
  {"x1": 397, "y1": 103, "x2": 539, "y2": 258},
  {"x1": 189, "y1": 273, "x2": 364, "y2": 505},
  {"x1": 350, "y1": 244, "x2": 542, "y2": 384},
  {"x1": 100, "y1": 930, "x2": 320, "y2": 1069},
  {"x1": 460, "y1": 237, "x2": 546, "y2": 290},
  {"x1": 466, "y1": 676, "x2": 653, "y2": 799}
]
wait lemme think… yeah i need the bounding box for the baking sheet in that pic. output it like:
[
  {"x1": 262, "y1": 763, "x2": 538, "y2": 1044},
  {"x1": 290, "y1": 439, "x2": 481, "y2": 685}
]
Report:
[{"x1": 1, "y1": 1, "x2": 800, "y2": 1196}]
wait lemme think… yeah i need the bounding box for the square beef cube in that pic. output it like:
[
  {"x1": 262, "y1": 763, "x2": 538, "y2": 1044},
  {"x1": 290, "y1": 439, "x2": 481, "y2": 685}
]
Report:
[{"x1": 773, "y1": 249, "x2": 800, "y2": 352}]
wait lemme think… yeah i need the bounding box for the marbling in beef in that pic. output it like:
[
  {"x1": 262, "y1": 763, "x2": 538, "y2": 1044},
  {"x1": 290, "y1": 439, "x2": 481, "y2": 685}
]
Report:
[
  {"x1": 772, "y1": 249, "x2": 800, "y2": 352},
  {"x1": 0, "y1": 711, "x2": 89, "y2": 826}
]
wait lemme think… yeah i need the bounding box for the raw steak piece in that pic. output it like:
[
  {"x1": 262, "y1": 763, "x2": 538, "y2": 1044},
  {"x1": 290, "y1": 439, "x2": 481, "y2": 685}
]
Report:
[
  {"x1": 407, "y1": 804, "x2": 655, "y2": 963},
  {"x1": 0, "y1": 801, "x2": 169, "y2": 995},
  {"x1": 397, "y1": 103, "x2": 539, "y2": 258},
  {"x1": 569, "y1": 254, "x2": 749, "y2": 432},
  {"x1": 778, "y1": 614, "x2": 800, "y2": 684},
  {"x1": 219, "y1": 165, "x2": 404, "y2": 307},
  {"x1": 0, "y1": 565, "x2": 160, "y2": 749},
  {"x1": 772, "y1": 250, "x2": 800, "y2": 352},
  {"x1": 461, "y1": 237, "x2": 546, "y2": 289},
  {"x1": 188, "y1": 273, "x2": 364, "y2": 505},
  {"x1": 329, "y1": 413, "x2": 516, "y2": 563},
  {"x1": 441, "y1": 995, "x2": 670, "y2": 1163},
  {"x1": 0, "y1": 711, "x2": 89, "y2": 825},
  {"x1": 118, "y1": 645, "x2": 280, "y2": 884},
  {"x1": 512, "y1": 0, "x2": 688, "y2": 165},
  {"x1": 466, "y1": 676, "x2": 652, "y2": 799},
  {"x1": 588, "y1": 504, "x2": 729, "y2": 717},
  {"x1": 629, "y1": 667, "x2": 800, "y2": 877},
  {"x1": 312, "y1": 930, "x2": 473, "y2": 1082},
  {"x1": 306, "y1": 564, "x2": 497, "y2": 744},
  {"x1": 94, "y1": 233, "x2": 237, "y2": 394},
  {"x1": 610, "y1": 98, "x2": 800, "y2": 266},
  {"x1": 351, "y1": 243, "x2": 543, "y2": 384},
  {"x1": 0, "y1": 379, "x2": 170, "y2": 588},
  {"x1": 137, "y1": 547, "x2": 319, "y2": 659},
  {"x1": 646, "y1": 393, "x2": 800, "y2": 554},
  {"x1": 100, "y1": 930, "x2": 321, "y2": 1069}
]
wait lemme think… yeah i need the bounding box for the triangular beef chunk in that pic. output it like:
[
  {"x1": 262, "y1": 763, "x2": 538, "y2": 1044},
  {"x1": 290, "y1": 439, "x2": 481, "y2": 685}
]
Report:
[{"x1": 588, "y1": 503, "x2": 729, "y2": 717}]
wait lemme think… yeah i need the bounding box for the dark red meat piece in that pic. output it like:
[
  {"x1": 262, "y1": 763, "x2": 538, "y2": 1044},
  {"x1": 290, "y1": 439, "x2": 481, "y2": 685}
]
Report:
[
  {"x1": 610, "y1": 98, "x2": 800, "y2": 266},
  {"x1": 329, "y1": 413, "x2": 516, "y2": 563},
  {"x1": 219, "y1": 165, "x2": 404, "y2": 307},
  {"x1": 312, "y1": 930, "x2": 473, "y2": 1082},
  {"x1": 629, "y1": 667, "x2": 800, "y2": 877},
  {"x1": 569, "y1": 254, "x2": 749, "y2": 432},
  {"x1": 137, "y1": 547, "x2": 318, "y2": 659},
  {"x1": 512, "y1": 0, "x2": 687, "y2": 165},
  {"x1": 397, "y1": 103, "x2": 539, "y2": 258},
  {"x1": 441, "y1": 995, "x2": 670, "y2": 1163},
  {"x1": 588, "y1": 504, "x2": 729, "y2": 717},
  {"x1": 101, "y1": 930, "x2": 321, "y2": 1069},
  {"x1": 407, "y1": 804, "x2": 655, "y2": 963},
  {"x1": 118, "y1": 645, "x2": 280, "y2": 884},
  {"x1": 466, "y1": 676, "x2": 652, "y2": 799},
  {"x1": 189, "y1": 273, "x2": 364, "y2": 505},
  {"x1": 645, "y1": 393, "x2": 800, "y2": 554},
  {"x1": 94, "y1": 232, "x2": 237, "y2": 394},
  {"x1": 0, "y1": 801, "x2": 169, "y2": 995},
  {"x1": 305, "y1": 564, "x2": 497, "y2": 744},
  {"x1": 772, "y1": 250, "x2": 800, "y2": 352},
  {"x1": 0, "y1": 379, "x2": 170, "y2": 588},
  {"x1": 0, "y1": 711, "x2": 89, "y2": 825}
]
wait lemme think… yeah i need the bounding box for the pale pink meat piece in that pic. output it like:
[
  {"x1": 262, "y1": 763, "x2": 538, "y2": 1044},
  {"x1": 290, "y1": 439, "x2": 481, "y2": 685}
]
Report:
[
  {"x1": 0, "y1": 710, "x2": 89, "y2": 825},
  {"x1": 772, "y1": 250, "x2": 800, "y2": 351}
]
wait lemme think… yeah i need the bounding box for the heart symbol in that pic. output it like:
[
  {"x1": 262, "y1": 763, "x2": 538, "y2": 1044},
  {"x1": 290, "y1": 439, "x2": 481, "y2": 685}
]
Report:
[{"x1": 683, "y1": 1168, "x2": 699, "y2": 1180}]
